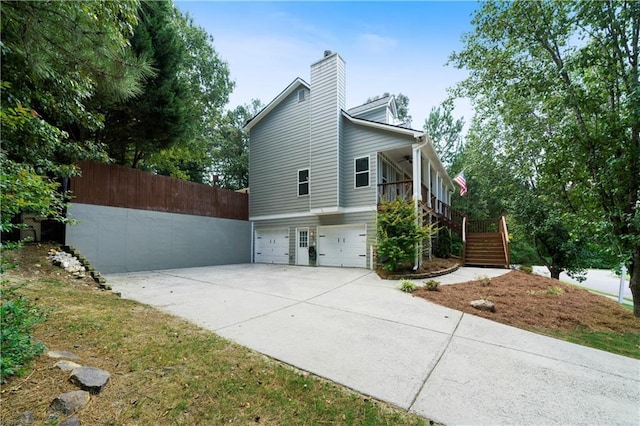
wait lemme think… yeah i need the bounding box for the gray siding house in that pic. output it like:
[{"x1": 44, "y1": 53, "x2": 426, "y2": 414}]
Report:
[{"x1": 244, "y1": 52, "x2": 454, "y2": 269}]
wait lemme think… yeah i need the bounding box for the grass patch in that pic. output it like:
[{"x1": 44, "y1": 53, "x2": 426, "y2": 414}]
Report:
[
  {"x1": 1, "y1": 245, "x2": 430, "y2": 425},
  {"x1": 544, "y1": 329, "x2": 640, "y2": 359}
]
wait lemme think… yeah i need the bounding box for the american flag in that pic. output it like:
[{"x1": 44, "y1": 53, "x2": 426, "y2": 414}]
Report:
[{"x1": 454, "y1": 171, "x2": 467, "y2": 196}]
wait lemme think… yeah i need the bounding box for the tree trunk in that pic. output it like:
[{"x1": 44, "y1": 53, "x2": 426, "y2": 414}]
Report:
[
  {"x1": 549, "y1": 265, "x2": 562, "y2": 280},
  {"x1": 630, "y1": 246, "x2": 640, "y2": 318}
]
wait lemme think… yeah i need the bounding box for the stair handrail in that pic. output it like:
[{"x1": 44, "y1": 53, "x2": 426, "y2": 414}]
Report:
[
  {"x1": 462, "y1": 215, "x2": 467, "y2": 265},
  {"x1": 499, "y1": 215, "x2": 510, "y2": 267}
]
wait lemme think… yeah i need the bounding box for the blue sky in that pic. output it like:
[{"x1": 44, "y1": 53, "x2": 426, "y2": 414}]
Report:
[{"x1": 175, "y1": 1, "x2": 479, "y2": 130}]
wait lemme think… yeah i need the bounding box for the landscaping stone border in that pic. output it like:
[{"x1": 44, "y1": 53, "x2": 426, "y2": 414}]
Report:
[{"x1": 382, "y1": 263, "x2": 460, "y2": 281}]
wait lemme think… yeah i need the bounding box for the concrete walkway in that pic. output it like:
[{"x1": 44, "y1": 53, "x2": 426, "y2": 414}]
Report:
[{"x1": 107, "y1": 264, "x2": 640, "y2": 425}]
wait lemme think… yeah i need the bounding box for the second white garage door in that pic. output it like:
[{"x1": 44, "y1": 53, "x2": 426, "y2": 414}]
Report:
[
  {"x1": 317, "y1": 225, "x2": 367, "y2": 268},
  {"x1": 255, "y1": 229, "x2": 289, "y2": 264}
]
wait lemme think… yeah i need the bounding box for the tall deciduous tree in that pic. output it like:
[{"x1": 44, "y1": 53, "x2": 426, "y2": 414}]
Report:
[
  {"x1": 210, "y1": 100, "x2": 263, "y2": 190},
  {"x1": 1, "y1": 1, "x2": 150, "y2": 231},
  {"x1": 140, "y1": 8, "x2": 234, "y2": 182},
  {"x1": 451, "y1": 0, "x2": 640, "y2": 315},
  {"x1": 1, "y1": 0, "x2": 150, "y2": 175},
  {"x1": 424, "y1": 99, "x2": 465, "y2": 168}
]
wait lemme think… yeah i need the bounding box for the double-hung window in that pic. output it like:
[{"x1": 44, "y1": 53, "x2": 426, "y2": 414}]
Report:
[
  {"x1": 355, "y1": 156, "x2": 370, "y2": 188},
  {"x1": 298, "y1": 169, "x2": 309, "y2": 196}
]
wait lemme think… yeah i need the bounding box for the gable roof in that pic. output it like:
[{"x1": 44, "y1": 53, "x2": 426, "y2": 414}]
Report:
[
  {"x1": 347, "y1": 95, "x2": 397, "y2": 118},
  {"x1": 342, "y1": 110, "x2": 454, "y2": 190},
  {"x1": 341, "y1": 110, "x2": 422, "y2": 138},
  {"x1": 243, "y1": 77, "x2": 309, "y2": 132}
]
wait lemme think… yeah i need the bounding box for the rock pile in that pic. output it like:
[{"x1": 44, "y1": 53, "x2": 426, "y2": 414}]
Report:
[
  {"x1": 48, "y1": 249, "x2": 86, "y2": 278},
  {"x1": 12, "y1": 351, "x2": 111, "y2": 425},
  {"x1": 47, "y1": 247, "x2": 111, "y2": 290}
]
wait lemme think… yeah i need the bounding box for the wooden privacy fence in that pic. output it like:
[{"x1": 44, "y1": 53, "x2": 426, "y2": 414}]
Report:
[{"x1": 70, "y1": 162, "x2": 248, "y2": 220}]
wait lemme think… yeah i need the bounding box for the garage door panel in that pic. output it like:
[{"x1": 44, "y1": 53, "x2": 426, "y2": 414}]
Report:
[
  {"x1": 255, "y1": 229, "x2": 289, "y2": 264},
  {"x1": 317, "y1": 225, "x2": 366, "y2": 268}
]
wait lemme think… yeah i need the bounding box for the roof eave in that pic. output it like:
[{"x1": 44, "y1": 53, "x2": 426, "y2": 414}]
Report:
[{"x1": 341, "y1": 110, "x2": 423, "y2": 138}]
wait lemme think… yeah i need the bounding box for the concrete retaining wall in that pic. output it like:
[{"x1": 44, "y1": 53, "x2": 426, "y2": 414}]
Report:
[{"x1": 65, "y1": 203, "x2": 250, "y2": 274}]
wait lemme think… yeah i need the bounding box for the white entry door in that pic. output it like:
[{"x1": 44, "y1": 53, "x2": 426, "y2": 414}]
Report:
[
  {"x1": 254, "y1": 229, "x2": 289, "y2": 264},
  {"x1": 317, "y1": 225, "x2": 367, "y2": 268},
  {"x1": 296, "y1": 228, "x2": 309, "y2": 266}
]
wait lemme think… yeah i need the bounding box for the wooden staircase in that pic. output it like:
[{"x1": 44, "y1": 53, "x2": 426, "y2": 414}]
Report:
[
  {"x1": 464, "y1": 232, "x2": 509, "y2": 267},
  {"x1": 462, "y1": 217, "x2": 510, "y2": 268}
]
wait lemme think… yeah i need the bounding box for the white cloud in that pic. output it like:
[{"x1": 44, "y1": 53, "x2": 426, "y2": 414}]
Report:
[{"x1": 356, "y1": 33, "x2": 398, "y2": 53}]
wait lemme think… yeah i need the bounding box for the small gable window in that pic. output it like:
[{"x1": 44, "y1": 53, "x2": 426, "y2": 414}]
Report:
[
  {"x1": 298, "y1": 169, "x2": 309, "y2": 196},
  {"x1": 297, "y1": 89, "x2": 306, "y2": 103},
  {"x1": 355, "y1": 156, "x2": 370, "y2": 188}
]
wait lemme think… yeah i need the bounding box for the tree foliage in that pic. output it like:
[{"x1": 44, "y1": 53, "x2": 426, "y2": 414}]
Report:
[
  {"x1": 451, "y1": 0, "x2": 640, "y2": 315},
  {"x1": 1, "y1": 1, "x2": 152, "y2": 234},
  {"x1": 209, "y1": 100, "x2": 263, "y2": 189},
  {"x1": 100, "y1": 0, "x2": 189, "y2": 168},
  {"x1": 424, "y1": 100, "x2": 465, "y2": 168},
  {"x1": 1, "y1": 0, "x2": 150, "y2": 176},
  {"x1": 101, "y1": 1, "x2": 234, "y2": 172}
]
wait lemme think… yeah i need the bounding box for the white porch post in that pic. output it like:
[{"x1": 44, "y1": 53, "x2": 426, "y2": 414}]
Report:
[
  {"x1": 436, "y1": 174, "x2": 441, "y2": 214},
  {"x1": 412, "y1": 146, "x2": 421, "y2": 270},
  {"x1": 412, "y1": 146, "x2": 421, "y2": 205},
  {"x1": 426, "y1": 159, "x2": 432, "y2": 208}
]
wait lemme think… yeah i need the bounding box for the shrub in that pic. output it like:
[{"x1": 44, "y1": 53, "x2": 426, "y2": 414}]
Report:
[
  {"x1": 434, "y1": 227, "x2": 452, "y2": 258},
  {"x1": 377, "y1": 198, "x2": 437, "y2": 272},
  {"x1": 398, "y1": 279, "x2": 417, "y2": 293},
  {"x1": 519, "y1": 265, "x2": 533, "y2": 274},
  {"x1": 477, "y1": 274, "x2": 491, "y2": 287},
  {"x1": 0, "y1": 285, "x2": 47, "y2": 382},
  {"x1": 423, "y1": 279, "x2": 440, "y2": 291}
]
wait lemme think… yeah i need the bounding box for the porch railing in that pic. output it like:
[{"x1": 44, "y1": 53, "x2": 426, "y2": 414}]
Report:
[
  {"x1": 377, "y1": 181, "x2": 466, "y2": 234},
  {"x1": 377, "y1": 180, "x2": 413, "y2": 202},
  {"x1": 466, "y1": 218, "x2": 500, "y2": 233}
]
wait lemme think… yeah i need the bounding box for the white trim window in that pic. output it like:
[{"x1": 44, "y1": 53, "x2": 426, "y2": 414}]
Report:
[
  {"x1": 297, "y1": 89, "x2": 306, "y2": 103},
  {"x1": 298, "y1": 168, "x2": 309, "y2": 196},
  {"x1": 355, "y1": 156, "x2": 370, "y2": 188}
]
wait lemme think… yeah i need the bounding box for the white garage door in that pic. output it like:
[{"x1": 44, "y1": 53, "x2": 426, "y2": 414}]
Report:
[
  {"x1": 255, "y1": 229, "x2": 289, "y2": 264},
  {"x1": 317, "y1": 225, "x2": 367, "y2": 268}
]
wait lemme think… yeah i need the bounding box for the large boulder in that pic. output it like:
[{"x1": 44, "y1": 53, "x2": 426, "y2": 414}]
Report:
[
  {"x1": 69, "y1": 366, "x2": 110, "y2": 394},
  {"x1": 50, "y1": 390, "x2": 90, "y2": 415},
  {"x1": 470, "y1": 299, "x2": 496, "y2": 312}
]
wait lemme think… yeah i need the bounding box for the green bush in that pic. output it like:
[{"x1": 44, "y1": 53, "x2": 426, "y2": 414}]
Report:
[
  {"x1": 434, "y1": 227, "x2": 452, "y2": 258},
  {"x1": 398, "y1": 279, "x2": 417, "y2": 293},
  {"x1": 519, "y1": 265, "x2": 533, "y2": 274},
  {"x1": 377, "y1": 198, "x2": 437, "y2": 272},
  {"x1": 423, "y1": 279, "x2": 440, "y2": 291},
  {"x1": 0, "y1": 285, "x2": 47, "y2": 382}
]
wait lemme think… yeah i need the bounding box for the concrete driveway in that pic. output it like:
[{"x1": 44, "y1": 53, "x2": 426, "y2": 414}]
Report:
[{"x1": 107, "y1": 264, "x2": 640, "y2": 425}]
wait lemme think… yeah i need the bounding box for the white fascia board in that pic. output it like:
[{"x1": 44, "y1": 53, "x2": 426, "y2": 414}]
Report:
[
  {"x1": 251, "y1": 205, "x2": 377, "y2": 221},
  {"x1": 341, "y1": 111, "x2": 423, "y2": 138},
  {"x1": 250, "y1": 211, "x2": 316, "y2": 221},
  {"x1": 243, "y1": 78, "x2": 310, "y2": 132}
]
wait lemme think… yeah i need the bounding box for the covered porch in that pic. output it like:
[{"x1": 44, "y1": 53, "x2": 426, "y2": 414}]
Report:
[{"x1": 376, "y1": 142, "x2": 462, "y2": 232}]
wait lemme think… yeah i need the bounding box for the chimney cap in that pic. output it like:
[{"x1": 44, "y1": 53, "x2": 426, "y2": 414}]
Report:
[{"x1": 323, "y1": 50, "x2": 333, "y2": 57}]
